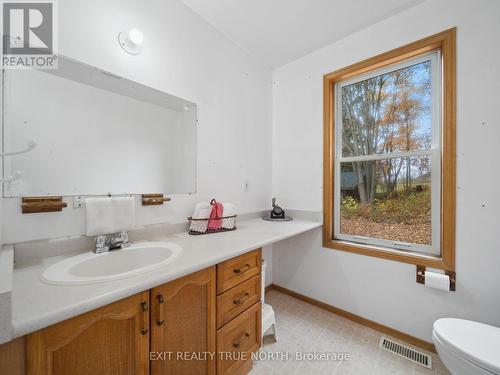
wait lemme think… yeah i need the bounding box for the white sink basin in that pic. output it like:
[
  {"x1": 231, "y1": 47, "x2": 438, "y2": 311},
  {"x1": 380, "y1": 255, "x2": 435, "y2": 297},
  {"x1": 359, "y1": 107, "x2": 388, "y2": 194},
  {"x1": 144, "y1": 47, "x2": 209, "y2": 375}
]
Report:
[{"x1": 41, "y1": 241, "x2": 182, "y2": 285}]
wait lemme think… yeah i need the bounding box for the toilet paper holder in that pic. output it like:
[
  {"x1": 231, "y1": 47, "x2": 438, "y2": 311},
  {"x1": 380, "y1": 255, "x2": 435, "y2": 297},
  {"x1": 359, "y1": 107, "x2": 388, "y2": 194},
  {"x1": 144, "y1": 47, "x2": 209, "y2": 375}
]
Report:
[{"x1": 416, "y1": 265, "x2": 456, "y2": 291}]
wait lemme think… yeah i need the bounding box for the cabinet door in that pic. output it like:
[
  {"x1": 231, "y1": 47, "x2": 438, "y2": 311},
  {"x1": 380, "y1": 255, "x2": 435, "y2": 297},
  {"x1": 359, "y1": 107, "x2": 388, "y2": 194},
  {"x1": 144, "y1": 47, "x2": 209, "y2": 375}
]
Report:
[
  {"x1": 27, "y1": 292, "x2": 150, "y2": 375},
  {"x1": 151, "y1": 266, "x2": 216, "y2": 375},
  {"x1": 0, "y1": 337, "x2": 26, "y2": 375}
]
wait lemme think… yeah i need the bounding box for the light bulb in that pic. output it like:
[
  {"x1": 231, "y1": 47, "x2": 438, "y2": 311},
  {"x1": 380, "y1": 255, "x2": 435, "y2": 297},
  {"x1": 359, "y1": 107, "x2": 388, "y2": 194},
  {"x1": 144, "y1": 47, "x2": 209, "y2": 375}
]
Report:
[{"x1": 128, "y1": 28, "x2": 143, "y2": 45}]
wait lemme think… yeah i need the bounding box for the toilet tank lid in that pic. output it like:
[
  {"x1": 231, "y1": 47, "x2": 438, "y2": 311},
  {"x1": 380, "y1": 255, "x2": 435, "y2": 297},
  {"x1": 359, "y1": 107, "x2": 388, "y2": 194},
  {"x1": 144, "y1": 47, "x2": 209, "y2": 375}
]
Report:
[{"x1": 433, "y1": 318, "x2": 500, "y2": 373}]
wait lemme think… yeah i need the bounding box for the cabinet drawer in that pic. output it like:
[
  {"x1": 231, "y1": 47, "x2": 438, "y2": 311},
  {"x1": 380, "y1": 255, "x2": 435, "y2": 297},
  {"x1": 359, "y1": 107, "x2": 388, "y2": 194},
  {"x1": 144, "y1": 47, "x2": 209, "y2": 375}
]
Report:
[
  {"x1": 217, "y1": 302, "x2": 261, "y2": 375},
  {"x1": 217, "y1": 275, "x2": 261, "y2": 328},
  {"x1": 217, "y1": 249, "x2": 261, "y2": 294}
]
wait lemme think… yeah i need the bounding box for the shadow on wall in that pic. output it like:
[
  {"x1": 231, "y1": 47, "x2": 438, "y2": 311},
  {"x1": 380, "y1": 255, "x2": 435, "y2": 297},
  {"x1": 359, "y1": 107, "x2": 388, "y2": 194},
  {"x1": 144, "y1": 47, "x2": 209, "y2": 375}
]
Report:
[{"x1": 272, "y1": 227, "x2": 354, "y2": 304}]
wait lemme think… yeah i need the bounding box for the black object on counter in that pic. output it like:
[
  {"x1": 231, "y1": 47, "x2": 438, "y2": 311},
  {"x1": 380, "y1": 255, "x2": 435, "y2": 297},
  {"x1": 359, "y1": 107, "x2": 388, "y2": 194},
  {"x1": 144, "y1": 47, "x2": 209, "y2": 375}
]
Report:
[{"x1": 263, "y1": 198, "x2": 293, "y2": 222}]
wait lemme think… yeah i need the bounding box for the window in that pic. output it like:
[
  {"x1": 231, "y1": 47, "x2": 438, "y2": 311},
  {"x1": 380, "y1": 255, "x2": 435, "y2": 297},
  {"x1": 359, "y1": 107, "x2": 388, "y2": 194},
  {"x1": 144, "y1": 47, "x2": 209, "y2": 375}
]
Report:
[
  {"x1": 323, "y1": 29, "x2": 455, "y2": 270},
  {"x1": 335, "y1": 52, "x2": 440, "y2": 254}
]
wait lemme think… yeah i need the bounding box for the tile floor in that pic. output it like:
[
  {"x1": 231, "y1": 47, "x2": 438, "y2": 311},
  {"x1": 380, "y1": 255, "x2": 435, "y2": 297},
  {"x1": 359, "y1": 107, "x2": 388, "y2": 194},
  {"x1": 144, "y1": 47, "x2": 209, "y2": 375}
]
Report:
[{"x1": 250, "y1": 290, "x2": 450, "y2": 375}]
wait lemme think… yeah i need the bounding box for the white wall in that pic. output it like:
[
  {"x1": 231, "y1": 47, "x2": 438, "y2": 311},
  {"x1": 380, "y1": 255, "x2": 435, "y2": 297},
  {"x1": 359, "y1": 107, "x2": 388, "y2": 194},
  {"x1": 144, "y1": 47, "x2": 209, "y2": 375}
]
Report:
[
  {"x1": 1, "y1": 0, "x2": 273, "y2": 243},
  {"x1": 0, "y1": 68, "x2": 3, "y2": 248},
  {"x1": 272, "y1": 0, "x2": 500, "y2": 342}
]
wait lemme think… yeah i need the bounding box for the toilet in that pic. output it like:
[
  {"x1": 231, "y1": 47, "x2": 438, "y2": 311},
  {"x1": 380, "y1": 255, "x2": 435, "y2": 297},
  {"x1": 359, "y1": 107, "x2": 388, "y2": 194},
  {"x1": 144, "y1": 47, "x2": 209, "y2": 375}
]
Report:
[{"x1": 433, "y1": 318, "x2": 500, "y2": 374}]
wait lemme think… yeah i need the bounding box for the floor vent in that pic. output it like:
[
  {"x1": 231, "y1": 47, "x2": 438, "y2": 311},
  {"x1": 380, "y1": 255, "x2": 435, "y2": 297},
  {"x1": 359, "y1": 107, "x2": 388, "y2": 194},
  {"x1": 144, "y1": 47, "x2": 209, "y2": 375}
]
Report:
[{"x1": 379, "y1": 337, "x2": 432, "y2": 369}]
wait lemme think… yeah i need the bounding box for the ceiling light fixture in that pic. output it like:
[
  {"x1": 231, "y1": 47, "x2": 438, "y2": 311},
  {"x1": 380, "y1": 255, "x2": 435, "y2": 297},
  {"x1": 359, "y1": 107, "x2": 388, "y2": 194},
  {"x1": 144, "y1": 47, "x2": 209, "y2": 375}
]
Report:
[{"x1": 118, "y1": 28, "x2": 144, "y2": 55}]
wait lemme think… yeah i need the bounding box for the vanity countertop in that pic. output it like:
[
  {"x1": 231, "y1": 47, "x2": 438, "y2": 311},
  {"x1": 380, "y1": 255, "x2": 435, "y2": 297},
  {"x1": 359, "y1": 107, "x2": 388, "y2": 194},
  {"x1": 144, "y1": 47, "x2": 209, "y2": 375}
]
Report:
[{"x1": 11, "y1": 217, "x2": 322, "y2": 338}]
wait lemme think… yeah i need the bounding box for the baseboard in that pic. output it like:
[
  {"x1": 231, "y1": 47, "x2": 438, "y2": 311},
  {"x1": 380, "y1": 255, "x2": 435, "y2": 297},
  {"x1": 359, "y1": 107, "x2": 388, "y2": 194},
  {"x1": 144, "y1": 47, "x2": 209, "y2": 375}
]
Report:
[
  {"x1": 266, "y1": 284, "x2": 435, "y2": 353},
  {"x1": 264, "y1": 284, "x2": 273, "y2": 294}
]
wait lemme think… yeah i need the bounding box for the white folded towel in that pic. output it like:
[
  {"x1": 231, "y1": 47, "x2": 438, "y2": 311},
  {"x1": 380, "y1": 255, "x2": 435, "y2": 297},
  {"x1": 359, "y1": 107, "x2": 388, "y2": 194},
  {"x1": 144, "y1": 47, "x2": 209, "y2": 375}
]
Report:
[
  {"x1": 222, "y1": 203, "x2": 236, "y2": 217},
  {"x1": 85, "y1": 197, "x2": 135, "y2": 236},
  {"x1": 222, "y1": 203, "x2": 236, "y2": 229},
  {"x1": 190, "y1": 201, "x2": 211, "y2": 232},
  {"x1": 192, "y1": 201, "x2": 211, "y2": 219}
]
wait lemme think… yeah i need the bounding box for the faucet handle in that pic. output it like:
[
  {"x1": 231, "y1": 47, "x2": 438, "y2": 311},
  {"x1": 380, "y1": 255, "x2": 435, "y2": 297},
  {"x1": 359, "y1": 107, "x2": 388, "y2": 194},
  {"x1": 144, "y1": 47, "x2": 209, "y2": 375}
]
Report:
[
  {"x1": 95, "y1": 235, "x2": 109, "y2": 253},
  {"x1": 96, "y1": 234, "x2": 107, "y2": 247},
  {"x1": 120, "y1": 231, "x2": 129, "y2": 244}
]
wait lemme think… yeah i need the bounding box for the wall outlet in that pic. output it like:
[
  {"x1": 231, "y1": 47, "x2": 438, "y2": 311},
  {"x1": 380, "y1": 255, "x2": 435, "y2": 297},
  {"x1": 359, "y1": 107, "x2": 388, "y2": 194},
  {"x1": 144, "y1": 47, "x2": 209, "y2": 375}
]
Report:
[{"x1": 73, "y1": 196, "x2": 85, "y2": 209}]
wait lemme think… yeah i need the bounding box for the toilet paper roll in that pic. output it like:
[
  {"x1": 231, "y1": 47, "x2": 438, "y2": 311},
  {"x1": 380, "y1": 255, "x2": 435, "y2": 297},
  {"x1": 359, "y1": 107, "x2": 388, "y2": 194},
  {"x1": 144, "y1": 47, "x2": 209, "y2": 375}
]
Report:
[{"x1": 424, "y1": 271, "x2": 450, "y2": 291}]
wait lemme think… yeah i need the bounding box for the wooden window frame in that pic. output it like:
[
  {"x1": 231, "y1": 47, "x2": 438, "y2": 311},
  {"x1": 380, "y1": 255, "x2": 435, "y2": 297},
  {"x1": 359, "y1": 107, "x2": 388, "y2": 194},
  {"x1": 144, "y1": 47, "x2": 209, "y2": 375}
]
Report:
[{"x1": 323, "y1": 28, "x2": 456, "y2": 271}]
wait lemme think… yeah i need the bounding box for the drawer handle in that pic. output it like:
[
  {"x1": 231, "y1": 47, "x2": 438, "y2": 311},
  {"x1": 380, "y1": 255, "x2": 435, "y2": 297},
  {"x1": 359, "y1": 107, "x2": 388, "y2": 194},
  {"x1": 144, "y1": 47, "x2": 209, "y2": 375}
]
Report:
[
  {"x1": 233, "y1": 264, "x2": 251, "y2": 274},
  {"x1": 232, "y1": 332, "x2": 250, "y2": 348},
  {"x1": 233, "y1": 293, "x2": 250, "y2": 305},
  {"x1": 140, "y1": 301, "x2": 148, "y2": 336},
  {"x1": 156, "y1": 294, "x2": 165, "y2": 326}
]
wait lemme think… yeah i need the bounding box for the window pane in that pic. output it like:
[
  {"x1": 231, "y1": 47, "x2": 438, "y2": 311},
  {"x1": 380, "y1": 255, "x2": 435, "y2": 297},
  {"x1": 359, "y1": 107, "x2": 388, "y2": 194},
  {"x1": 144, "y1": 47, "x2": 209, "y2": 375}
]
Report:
[
  {"x1": 339, "y1": 156, "x2": 432, "y2": 246},
  {"x1": 341, "y1": 60, "x2": 432, "y2": 157}
]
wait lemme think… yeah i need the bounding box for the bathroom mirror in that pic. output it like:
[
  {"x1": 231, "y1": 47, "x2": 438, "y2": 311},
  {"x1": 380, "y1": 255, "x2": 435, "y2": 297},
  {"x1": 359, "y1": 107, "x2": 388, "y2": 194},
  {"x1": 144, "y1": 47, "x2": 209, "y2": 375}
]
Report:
[{"x1": 2, "y1": 56, "x2": 197, "y2": 197}]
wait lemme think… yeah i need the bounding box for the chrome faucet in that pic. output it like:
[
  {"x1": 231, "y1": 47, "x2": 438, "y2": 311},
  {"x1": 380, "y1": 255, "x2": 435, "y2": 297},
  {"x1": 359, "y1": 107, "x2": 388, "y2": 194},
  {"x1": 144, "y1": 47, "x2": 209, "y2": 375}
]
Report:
[{"x1": 94, "y1": 231, "x2": 130, "y2": 253}]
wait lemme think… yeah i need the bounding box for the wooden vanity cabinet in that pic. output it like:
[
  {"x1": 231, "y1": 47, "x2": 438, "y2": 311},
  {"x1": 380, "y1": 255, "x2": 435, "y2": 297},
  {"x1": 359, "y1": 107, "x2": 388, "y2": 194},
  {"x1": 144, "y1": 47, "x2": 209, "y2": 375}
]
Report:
[
  {"x1": 27, "y1": 291, "x2": 150, "y2": 375},
  {"x1": 150, "y1": 266, "x2": 216, "y2": 375},
  {"x1": 16, "y1": 250, "x2": 261, "y2": 375},
  {"x1": 216, "y1": 249, "x2": 262, "y2": 375}
]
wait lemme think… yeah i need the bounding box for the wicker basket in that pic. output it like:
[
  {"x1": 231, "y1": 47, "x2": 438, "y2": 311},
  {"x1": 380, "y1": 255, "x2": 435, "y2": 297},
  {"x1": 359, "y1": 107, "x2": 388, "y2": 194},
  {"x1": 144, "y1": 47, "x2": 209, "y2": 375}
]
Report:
[{"x1": 188, "y1": 215, "x2": 237, "y2": 235}]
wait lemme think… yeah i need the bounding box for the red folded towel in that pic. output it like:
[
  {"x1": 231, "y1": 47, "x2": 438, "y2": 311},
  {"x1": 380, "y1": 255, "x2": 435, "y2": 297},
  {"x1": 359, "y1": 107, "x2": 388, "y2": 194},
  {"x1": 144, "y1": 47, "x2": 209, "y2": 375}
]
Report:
[{"x1": 207, "y1": 199, "x2": 223, "y2": 230}]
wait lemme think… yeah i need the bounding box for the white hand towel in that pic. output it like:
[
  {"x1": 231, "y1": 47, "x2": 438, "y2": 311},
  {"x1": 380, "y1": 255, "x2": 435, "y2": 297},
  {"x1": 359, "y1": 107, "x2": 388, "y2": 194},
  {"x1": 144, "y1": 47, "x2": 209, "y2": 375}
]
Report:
[
  {"x1": 85, "y1": 197, "x2": 114, "y2": 236},
  {"x1": 111, "y1": 197, "x2": 135, "y2": 232},
  {"x1": 85, "y1": 197, "x2": 135, "y2": 236},
  {"x1": 222, "y1": 203, "x2": 236, "y2": 229}
]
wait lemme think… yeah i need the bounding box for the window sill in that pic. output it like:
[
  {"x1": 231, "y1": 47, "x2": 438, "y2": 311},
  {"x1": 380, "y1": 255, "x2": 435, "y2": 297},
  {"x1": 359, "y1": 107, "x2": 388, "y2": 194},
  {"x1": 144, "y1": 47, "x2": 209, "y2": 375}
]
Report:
[{"x1": 323, "y1": 238, "x2": 454, "y2": 271}]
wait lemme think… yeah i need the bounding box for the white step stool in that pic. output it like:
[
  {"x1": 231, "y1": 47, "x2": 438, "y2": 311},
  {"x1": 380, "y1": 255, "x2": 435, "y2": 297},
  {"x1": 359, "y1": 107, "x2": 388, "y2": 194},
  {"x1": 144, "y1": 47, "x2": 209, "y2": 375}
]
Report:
[
  {"x1": 261, "y1": 259, "x2": 277, "y2": 341},
  {"x1": 262, "y1": 302, "x2": 277, "y2": 341}
]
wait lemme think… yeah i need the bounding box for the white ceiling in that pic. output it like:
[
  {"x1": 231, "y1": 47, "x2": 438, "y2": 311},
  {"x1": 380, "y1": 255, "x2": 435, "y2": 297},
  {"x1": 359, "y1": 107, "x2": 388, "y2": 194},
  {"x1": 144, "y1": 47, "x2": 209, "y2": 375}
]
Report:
[{"x1": 180, "y1": 0, "x2": 425, "y2": 68}]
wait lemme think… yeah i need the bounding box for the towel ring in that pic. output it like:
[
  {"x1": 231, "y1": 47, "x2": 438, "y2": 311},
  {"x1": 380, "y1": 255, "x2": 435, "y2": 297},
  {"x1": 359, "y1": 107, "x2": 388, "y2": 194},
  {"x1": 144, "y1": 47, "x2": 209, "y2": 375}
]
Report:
[{"x1": 1, "y1": 140, "x2": 37, "y2": 157}]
